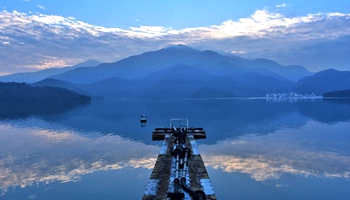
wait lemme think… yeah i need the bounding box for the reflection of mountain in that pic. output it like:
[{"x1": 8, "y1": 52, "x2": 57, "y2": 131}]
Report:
[
  {"x1": 0, "y1": 101, "x2": 90, "y2": 120},
  {"x1": 0, "y1": 99, "x2": 301, "y2": 144},
  {"x1": 295, "y1": 99, "x2": 350, "y2": 123},
  {"x1": 3, "y1": 99, "x2": 349, "y2": 144},
  {"x1": 1, "y1": 97, "x2": 350, "y2": 145}
]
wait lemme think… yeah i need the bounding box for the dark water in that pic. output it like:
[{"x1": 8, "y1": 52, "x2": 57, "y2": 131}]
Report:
[{"x1": 1, "y1": 98, "x2": 350, "y2": 199}]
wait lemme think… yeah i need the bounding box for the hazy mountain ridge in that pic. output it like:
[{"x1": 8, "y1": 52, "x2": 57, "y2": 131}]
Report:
[
  {"x1": 0, "y1": 60, "x2": 101, "y2": 83},
  {"x1": 139, "y1": 64, "x2": 246, "y2": 98},
  {"x1": 0, "y1": 82, "x2": 91, "y2": 119},
  {"x1": 4, "y1": 45, "x2": 350, "y2": 98},
  {"x1": 0, "y1": 82, "x2": 91, "y2": 102},
  {"x1": 32, "y1": 78, "x2": 91, "y2": 96},
  {"x1": 48, "y1": 64, "x2": 244, "y2": 98},
  {"x1": 32, "y1": 64, "x2": 275, "y2": 98},
  {"x1": 241, "y1": 59, "x2": 312, "y2": 82},
  {"x1": 295, "y1": 69, "x2": 350, "y2": 95},
  {"x1": 32, "y1": 66, "x2": 350, "y2": 98},
  {"x1": 48, "y1": 45, "x2": 312, "y2": 84}
]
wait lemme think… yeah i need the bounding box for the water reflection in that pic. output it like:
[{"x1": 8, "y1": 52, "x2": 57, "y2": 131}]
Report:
[
  {"x1": 0, "y1": 100, "x2": 90, "y2": 120},
  {"x1": 0, "y1": 121, "x2": 158, "y2": 196},
  {"x1": 200, "y1": 121, "x2": 350, "y2": 182},
  {"x1": 1, "y1": 99, "x2": 350, "y2": 199},
  {"x1": 2, "y1": 99, "x2": 350, "y2": 143},
  {"x1": 296, "y1": 98, "x2": 350, "y2": 123}
]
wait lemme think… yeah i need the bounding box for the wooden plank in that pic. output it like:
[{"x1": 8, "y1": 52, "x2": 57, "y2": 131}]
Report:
[{"x1": 143, "y1": 129, "x2": 216, "y2": 200}]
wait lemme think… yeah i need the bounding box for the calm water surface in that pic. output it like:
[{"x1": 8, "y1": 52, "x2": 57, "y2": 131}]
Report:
[{"x1": 1, "y1": 99, "x2": 350, "y2": 199}]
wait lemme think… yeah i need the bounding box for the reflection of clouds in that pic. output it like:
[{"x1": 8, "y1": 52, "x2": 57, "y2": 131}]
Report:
[
  {"x1": 33, "y1": 129, "x2": 79, "y2": 141},
  {"x1": 203, "y1": 153, "x2": 350, "y2": 181},
  {"x1": 200, "y1": 121, "x2": 350, "y2": 182},
  {"x1": 0, "y1": 124, "x2": 158, "y2": 195}
]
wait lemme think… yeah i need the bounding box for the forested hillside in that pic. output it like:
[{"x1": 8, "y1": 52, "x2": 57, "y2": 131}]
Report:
[{"x1": 0, "y1": 82, "x2": 91, "y2": 102}]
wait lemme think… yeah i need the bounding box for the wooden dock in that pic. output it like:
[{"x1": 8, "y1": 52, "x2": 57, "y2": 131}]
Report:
[
  {"x1": 143, "y1": 119, "x2": 216, "y2": 200},
  {"x1": 152, "y1": 127, "x2": 206, "y2": 141}
]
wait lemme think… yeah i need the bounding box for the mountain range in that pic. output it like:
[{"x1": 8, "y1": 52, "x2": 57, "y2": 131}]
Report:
[
  {"x1": 0, "y1": 82, "x2": 90, "y2": 119},
  {"x1": 295, "y1": 69, "x2": 350, "y2": 95},
  {"x1": 0, "y1": 60, "x2": 101, "y2": 83},
  {"x1": 48, "y1": 45, "x2": 312, "y2": 84},
  {"x1": 323, "y1": 89, "x2": 350, "y2": 98},
  {"x1": 2, "y1": 45, "x2": 350, "y2": 98}
]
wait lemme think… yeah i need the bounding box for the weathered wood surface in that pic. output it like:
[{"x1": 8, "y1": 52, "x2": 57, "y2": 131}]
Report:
[{"x1": 143, "y1": 131, "x2": 216, "y2": 200}]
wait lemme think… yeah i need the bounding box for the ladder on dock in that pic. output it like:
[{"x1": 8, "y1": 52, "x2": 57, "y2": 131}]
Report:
[{"x1": 143, "y1": 119, "x2": 216, "y2": 200}]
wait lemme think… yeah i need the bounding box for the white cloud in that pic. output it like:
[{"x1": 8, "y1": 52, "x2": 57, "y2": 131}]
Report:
[
  {"x1": 0, "y1": 8, "x2": 349, "y2": 74},
  {"x1": 231, "y1": 50, "x2": 246, "y2": 54},
  {"x1": 37, "y1": 4, "x2": 45, "y2": 10},
  {"x1": 276, "y1": 3, "x2": 287, "y2": 8},
  {"x1": 129, "y1": 26, "x2": 171, "y2": 37}
]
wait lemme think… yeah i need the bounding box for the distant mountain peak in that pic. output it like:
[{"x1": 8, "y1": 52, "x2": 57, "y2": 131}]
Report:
[
  {"x1": 83, "y1": 59, "x2": 101, "y2": 64},
  {"x1": 73, "y1": 60, "x2": 101, "y2": 68},
  {"x1": 253, "y1": 58, "x2": 279, "y2": 65},
  {"x1": 164, "y1": 44, "x2": 197, "y2": 52},
  {"x1": 319, "y1": 68, "x2": 338, "y2": 73},
  {"x1": 201, "y1": 50, "x2": 220, "y2": 55},
  {"x1": 314, "y1": 68, "x2": 341, "y2": 77}
]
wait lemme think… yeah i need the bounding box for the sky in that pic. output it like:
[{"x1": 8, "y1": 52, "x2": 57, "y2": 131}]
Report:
[{"x1": 0, "y1": 0, "x2": 350, "y2": 75}]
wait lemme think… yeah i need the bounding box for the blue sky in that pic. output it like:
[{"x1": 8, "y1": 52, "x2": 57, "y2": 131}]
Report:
[{"x1": 0, "y1": 0, "x2": 350, "y2": 74}]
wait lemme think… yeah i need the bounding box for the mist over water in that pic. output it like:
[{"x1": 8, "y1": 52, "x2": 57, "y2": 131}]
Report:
[{"x1": 1, "y1": 98, "x2": 350, "y2": 199}]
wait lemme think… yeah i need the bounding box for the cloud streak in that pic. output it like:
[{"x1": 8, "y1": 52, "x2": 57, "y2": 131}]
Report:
[
  {"x1": 0, "y1": 8, "x2": 350, "y2": 74},
  {"x1": 37, "y1": 4, "x2": 45, "y2": 10},
  {"x1": 276, "y1": 4, "x2": 287, "y2": 8}
]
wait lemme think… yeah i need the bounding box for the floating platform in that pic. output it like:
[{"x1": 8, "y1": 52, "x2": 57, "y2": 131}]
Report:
[
  {"x1": 143, "y1": 119, "x2": 216, "y2": 200},
  {"x1": 152, "y1": 127, "x2": 206, "y2": 141}
]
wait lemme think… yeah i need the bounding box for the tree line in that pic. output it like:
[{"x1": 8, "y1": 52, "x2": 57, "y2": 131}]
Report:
[{"x1": 0, "y1": 82, "x2": 91, "y2": 102}]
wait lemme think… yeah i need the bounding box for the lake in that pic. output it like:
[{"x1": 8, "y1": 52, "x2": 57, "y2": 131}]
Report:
[{"x1": 1, "y1": 98, "x2": 350, "y2": 200}]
